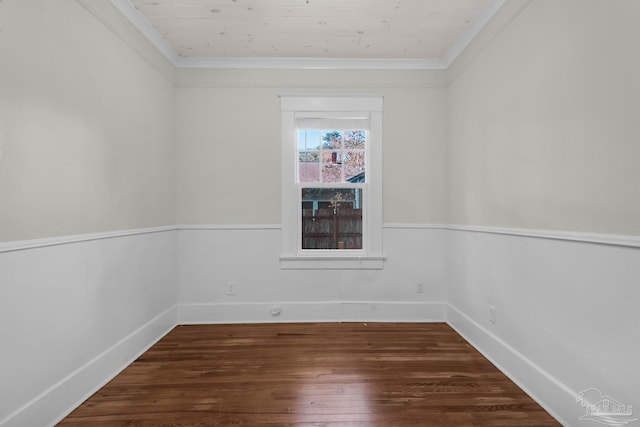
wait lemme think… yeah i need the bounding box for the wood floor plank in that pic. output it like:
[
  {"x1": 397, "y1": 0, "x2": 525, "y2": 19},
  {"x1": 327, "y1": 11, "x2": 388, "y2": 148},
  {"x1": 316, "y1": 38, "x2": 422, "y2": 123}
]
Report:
[{"x1": 58, "y1": 323, "x2": 559, "y2": 426}]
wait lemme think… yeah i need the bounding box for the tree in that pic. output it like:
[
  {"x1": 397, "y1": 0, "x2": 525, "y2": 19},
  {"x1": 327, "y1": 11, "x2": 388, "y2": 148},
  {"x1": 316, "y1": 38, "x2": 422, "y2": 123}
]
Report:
[{"x1": 322, "y1": 131, "x2": 342, "y2": 149}]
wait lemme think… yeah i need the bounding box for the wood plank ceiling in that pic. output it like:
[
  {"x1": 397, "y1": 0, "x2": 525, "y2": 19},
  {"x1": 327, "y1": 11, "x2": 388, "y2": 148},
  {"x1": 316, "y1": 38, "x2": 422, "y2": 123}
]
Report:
[{"x1": 129, "y1": 0, "x2": 491, "y2": 59}]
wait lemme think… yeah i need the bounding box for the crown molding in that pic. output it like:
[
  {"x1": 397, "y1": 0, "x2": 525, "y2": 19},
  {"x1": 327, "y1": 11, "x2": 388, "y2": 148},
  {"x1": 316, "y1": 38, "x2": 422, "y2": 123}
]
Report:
[
  {"x1": 108, "y1": 0, "x2": 178, "y2": 65},
  {"x1": 446, "y1": 0, "x2": 534, "y2": 84},
  {"x1": 75, "y1": 0, "x2": 175, "y2": 82},
  {"x1": 108, "y1": 0, "x2": 506, "y2": 71},
  {"x1": 441, "y1": 0, "x2": 506, "y2": 68},
  {"x1": 176, "y1": 56, "x2": 447, "y2": 70}
]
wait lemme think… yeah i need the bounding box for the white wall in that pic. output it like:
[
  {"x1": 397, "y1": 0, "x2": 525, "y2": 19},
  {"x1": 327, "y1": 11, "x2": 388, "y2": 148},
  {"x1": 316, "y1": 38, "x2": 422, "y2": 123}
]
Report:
[
  {"x1": 174, "y1": 70, "x2": 450, "y2": 324},
  {"x1": 447, "y1": 0, "x2": 640, "y2": 425},
  {"x1": 447, "y1": 230, "x2": 640, "y2": 425},
  {"x1": 448, "y1": 0, "x2": 640, "y2": 235},
  {"x1": 0, "y1": 0, "x2": 176, "y2": 242},
  {"x1": 174, "y1": 70, "x2": 449, "y2": 323},
  {"x1": 177, "y1": 226, "x2": 447, "y2": 323},
  {"x1": 0, "y1": 231, "x2": 176, "y2": 426},
  {"x1": 0, "y1": 1, "x2": 177, "y2": 425},
  {"x1": 176, "y1": 69, "x2": 448, "y2": 225}
]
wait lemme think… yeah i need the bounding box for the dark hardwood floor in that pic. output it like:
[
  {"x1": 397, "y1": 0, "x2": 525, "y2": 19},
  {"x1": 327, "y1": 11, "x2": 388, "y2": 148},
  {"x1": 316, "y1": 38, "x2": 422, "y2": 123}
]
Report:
[{"x1": 59, "y1": 323, "x2": 559, "y2": 426}]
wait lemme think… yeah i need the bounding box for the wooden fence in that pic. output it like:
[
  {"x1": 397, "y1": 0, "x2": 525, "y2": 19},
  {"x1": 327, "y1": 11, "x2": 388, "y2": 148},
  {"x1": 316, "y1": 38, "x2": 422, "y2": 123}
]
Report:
[{"x1": 301, "y1": 208, "x2": 362, "y2": 249}]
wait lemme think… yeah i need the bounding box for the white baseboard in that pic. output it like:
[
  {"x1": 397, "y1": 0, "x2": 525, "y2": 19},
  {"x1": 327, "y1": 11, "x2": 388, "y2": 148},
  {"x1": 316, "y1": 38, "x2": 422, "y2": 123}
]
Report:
[
  {"x1": 178, "y1": 301, "x2": 447, "y2": 324},
  {"x1": 1, "y1": 306, "x2": 177, "y2": 427},
  {"x1": 446, "y1": 305, "x2": 578, "y2": 427}
]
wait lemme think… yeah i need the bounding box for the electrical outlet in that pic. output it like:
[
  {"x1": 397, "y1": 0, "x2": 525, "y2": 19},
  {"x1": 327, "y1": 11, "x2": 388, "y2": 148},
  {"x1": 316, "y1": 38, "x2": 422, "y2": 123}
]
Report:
[
  {"x1": 226, "y1": 281, "x2": 236, "y2": 296},
  {"x1": 271, "y1": 305, "x2": 281, "y2": 316},
  {"x1": 489, "y1": 305, "x2": 496, "y2": 324},
  {"x1": 416, "y1": 281, "x2": 424, "y2": 294}
]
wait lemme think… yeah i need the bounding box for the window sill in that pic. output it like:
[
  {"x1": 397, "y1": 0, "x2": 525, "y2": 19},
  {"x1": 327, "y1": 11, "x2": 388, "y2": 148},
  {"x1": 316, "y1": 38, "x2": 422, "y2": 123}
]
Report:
[{"x1": 280, "y1": 255, "x2": 386, "y2": 270}]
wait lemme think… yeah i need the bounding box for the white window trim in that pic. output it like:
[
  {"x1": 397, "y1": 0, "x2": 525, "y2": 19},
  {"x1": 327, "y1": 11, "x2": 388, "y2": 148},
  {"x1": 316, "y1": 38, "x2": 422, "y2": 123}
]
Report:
[{"x1": 280, "y1": 95, "x2": 385, "y2": 269}]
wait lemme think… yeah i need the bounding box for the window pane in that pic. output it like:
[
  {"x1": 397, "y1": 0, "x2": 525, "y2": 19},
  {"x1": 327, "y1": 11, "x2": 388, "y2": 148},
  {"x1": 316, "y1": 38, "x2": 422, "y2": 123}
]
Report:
[
  {"x1": 298, "y1": 129, "x2": 321, "y2": 150},
  {"x1": 344, "y1": 130, "x2": 366, "y2": 149},
  {"x1": 301, "y1": 188, "x2": 363, "y2": 250},
  {"x1": 298, "y1": 152, "x2": 319, "y2": 182},
  {"x1": 321, "y1": 130, "x2": 342, "y2": 149},
  {"x1": 344, "y1": 151, "x2": 365, "y2": 182},
  {"x1": 322, "y1": 152, "x2": 342, "y2": 183}
]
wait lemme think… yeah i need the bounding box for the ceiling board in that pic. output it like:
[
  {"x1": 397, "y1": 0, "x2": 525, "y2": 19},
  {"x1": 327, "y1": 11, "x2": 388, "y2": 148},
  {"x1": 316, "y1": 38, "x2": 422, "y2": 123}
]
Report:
[{"x1": 128, "y1": 0, "x2": 491, "y2": 59}]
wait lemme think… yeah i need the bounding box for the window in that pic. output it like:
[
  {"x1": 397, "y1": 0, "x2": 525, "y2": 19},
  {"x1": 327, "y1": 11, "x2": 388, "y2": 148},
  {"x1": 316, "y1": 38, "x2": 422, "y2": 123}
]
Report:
[
  {"x1": 280, "y1": 96, "x2": 384, "y2": 269},
  {"x1": 299, "y1": 128, "x2": 365, "y2": 250}
]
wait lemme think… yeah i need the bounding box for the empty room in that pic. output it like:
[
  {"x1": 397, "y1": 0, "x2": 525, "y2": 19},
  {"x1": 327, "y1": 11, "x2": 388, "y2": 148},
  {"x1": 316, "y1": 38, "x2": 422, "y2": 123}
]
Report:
[{"x1": 1, "y1": 0, "x2": 638, "y2": 426}]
